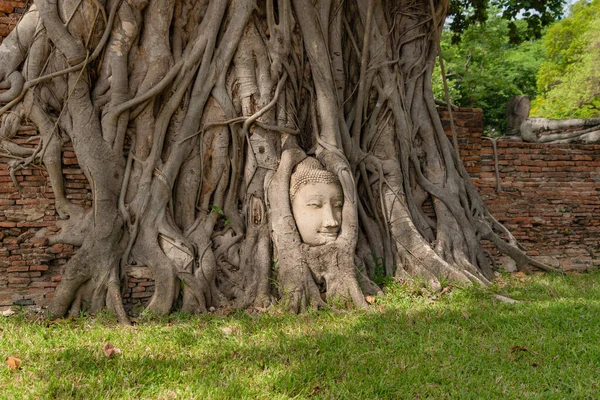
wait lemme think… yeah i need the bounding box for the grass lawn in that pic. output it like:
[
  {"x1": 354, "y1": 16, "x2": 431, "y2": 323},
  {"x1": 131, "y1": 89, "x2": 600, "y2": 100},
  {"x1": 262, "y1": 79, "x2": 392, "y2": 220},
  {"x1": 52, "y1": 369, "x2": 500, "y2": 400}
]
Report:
[{"x1": 1, "y1": 271, "x2": 599, "y2": 399}]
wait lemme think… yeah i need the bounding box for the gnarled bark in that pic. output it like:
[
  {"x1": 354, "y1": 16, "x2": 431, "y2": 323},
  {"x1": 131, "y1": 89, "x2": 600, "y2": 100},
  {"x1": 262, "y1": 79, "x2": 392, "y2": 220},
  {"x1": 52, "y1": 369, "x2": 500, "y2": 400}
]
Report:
[{"x1": 0, "y1": 0, "x2": 556, "y2": 322}]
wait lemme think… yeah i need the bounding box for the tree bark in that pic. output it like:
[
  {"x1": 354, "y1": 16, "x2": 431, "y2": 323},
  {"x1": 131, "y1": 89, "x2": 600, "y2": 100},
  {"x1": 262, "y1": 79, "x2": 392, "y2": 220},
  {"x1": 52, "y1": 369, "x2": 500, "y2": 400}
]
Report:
[{"x1": 0, "y1": 0, "x2": 556, "y2": 321}]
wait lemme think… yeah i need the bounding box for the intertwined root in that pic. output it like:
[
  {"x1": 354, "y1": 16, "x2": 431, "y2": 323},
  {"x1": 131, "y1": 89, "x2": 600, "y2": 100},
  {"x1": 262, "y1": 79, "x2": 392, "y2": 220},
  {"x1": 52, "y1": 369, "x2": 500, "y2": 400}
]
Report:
[{"x1": 0, "y1": 0, "x2": 556, "y2": 322}]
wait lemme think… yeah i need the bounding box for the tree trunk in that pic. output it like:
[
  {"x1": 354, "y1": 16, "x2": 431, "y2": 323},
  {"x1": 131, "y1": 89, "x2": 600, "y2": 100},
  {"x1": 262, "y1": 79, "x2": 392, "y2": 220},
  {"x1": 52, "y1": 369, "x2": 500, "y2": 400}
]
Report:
[{"x1": 0, "y1": 0, "x2": 555, "y2": 322}]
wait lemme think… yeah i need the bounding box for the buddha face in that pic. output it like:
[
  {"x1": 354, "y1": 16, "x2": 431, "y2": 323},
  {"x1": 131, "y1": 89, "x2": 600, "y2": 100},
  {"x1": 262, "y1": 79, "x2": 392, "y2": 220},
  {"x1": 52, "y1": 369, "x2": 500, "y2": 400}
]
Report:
[{"x1": 291, "y1": 182, "x2": 343, "y2": 246}]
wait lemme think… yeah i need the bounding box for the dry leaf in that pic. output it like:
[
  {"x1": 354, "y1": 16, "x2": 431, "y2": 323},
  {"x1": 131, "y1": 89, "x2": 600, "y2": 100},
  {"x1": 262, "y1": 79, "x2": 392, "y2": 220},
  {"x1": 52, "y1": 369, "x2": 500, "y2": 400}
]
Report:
[
  {"x1": 308, "y1": 385, "x2": 323, "y2": 397},
  {"x1": 440, "y1": 286, "x2": 453, "y2": 296},
  {"x1": 1, "y1": 309, "x2": 15, "y2": 317},
  {"x1": 512, "y1": 272, "x2": 528, "y2": 279},
  {"x1": 221, "y1": 326, "x2": 234, "y2": 335},
  {"x1": 461, "y1": 311, "x2": 471, "y2": 319},
  {"x1": 510, "y1": 346, "x2": 539, "y2": 357},
  {"x1": 510, "y1": 346, "x2": 531, "y2": 354},
  {"x1": 6, "y1": 356, "x2": 21, "y2": 370},
  {"x1": 365, "y1": 295, "x2": 375, "y2": 305},
  {"x1": 399, "y1": 360, "x2": 407, "y2": 371},
  {"x1": 103, "y1": 342, "x2": 122, "y2": 358}
]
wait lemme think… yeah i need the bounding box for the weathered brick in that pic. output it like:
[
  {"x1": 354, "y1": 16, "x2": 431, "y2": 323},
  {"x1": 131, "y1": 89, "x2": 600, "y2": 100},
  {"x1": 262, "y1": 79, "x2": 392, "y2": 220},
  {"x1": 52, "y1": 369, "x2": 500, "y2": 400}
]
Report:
[
  {"x1": 131, "y1": 291, "x2": 153, "y2": 298},
  {"x1": 8, "y1": 277, "x2": 30, "y2": 285},
  {"x1": 7, "y1": 266, "x2": 28, "y2": 272}
]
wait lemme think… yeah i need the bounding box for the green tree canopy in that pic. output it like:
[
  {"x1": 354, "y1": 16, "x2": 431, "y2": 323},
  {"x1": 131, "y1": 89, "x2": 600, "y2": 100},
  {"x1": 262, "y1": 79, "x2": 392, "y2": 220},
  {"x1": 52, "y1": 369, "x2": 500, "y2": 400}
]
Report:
[
  {"x1": 532, "y1": 0, "x2": 600, "y2": 118},
  {"x1": 448, "y1": 0, "x2": 564, "y2": 43},
  {"x1": 435, "y1": 12, "x2": 545, "y2": 133}
]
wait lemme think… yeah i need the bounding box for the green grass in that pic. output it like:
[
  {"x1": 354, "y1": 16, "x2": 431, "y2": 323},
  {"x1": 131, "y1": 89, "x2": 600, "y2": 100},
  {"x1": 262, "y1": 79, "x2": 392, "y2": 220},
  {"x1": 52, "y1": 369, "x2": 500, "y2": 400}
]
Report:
[{"x1": 2, "y1": 271, "x2": 599, "y2": 399}]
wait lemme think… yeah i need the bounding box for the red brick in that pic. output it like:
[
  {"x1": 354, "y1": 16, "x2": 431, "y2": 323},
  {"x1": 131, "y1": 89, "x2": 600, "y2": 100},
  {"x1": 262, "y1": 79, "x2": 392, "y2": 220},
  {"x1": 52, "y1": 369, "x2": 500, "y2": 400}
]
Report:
[
  {"x1": 131, "y1": 291, "x2": 153, "y2": 298},
  {"x1": 8, "y1": 277, "x2": 30, "y2": 285},
  {"x1": 48, "y1": 244, "x2": 64, "y2": 254},
  {"x1": 7, "y1": 266, "x2": 28, "y2": 272}
]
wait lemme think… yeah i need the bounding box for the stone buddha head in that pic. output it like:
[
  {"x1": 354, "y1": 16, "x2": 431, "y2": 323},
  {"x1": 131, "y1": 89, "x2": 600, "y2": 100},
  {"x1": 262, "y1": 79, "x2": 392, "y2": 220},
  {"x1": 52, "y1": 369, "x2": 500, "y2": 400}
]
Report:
[{"x1": 290, "y1": 157, "x2": 343, "y2": 246}]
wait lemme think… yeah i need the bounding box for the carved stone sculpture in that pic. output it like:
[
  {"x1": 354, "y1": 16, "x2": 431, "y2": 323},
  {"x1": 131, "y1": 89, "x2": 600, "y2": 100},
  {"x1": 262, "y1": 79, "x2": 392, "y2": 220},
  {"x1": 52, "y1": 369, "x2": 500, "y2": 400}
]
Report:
[
  {"x1": 506, "y1": 95, "x2": 531, "y2": 136},
  {"x1": 520, "y1": 117, "x2": 600, "y2": 143},
  {"x1": 506, "y1": 95, "x2": 600, "y2": 143},
  {"x1": 290, "y1": 157, "x2": 344, "y2": 246}
]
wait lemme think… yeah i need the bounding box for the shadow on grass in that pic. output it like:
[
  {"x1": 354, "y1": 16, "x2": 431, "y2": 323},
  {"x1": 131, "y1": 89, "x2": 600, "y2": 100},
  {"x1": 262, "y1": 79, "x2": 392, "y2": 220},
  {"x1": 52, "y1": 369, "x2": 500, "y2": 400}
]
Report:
[{"x1": 8, "y1": 273, "x2": 600, "y2": 399}]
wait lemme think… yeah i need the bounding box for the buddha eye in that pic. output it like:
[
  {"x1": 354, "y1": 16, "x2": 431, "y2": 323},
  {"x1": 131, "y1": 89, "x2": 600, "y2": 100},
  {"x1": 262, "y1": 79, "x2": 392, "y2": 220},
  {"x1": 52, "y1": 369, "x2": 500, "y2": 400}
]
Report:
[
  {"x1": 333, "y1": 200, "x2": 343, "y2": 208},
  {"x1": 306, "y1": 202, "x2": 322, "y2": 208}
]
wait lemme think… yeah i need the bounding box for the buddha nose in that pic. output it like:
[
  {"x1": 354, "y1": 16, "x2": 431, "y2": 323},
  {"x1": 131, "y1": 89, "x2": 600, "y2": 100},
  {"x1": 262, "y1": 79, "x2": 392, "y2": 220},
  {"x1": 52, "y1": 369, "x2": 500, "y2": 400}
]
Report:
[{"x1": 322, "y1": 204, "x2": 339, "y2": 228}]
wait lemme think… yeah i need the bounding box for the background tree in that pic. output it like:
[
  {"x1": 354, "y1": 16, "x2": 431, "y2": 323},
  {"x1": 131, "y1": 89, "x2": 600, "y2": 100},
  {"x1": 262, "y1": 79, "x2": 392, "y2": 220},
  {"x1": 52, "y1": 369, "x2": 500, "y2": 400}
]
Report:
[
  {"x1": 0, "y1": 0, "x2": 559, "y2": 323},
  {"x1": 448, "y1": 0, "x2": 564, "y2": 43},
  {"x1": 433, "y1": 11, "x2": 545, "y2": 134},
  {"x1": 532, "y1": 0, "x2": 600, "y2": 119}
]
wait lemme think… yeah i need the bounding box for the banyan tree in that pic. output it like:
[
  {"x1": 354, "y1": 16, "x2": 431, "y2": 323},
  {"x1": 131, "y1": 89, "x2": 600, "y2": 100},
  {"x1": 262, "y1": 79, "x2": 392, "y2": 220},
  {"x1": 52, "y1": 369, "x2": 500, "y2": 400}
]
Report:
[{"x1": 0, "y1": 0, "x2": 558, "y2": 324}]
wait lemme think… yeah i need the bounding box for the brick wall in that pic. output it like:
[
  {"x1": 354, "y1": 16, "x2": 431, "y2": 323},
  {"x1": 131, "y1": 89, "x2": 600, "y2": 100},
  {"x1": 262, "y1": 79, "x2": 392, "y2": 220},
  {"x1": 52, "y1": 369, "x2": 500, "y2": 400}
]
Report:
[
  {"x1": 1, "y1": 8, "x2": 599, "y2": 309},
  {"x1": 0, "y1": 1, "x2": 26, "y2": 41},
  {"x1": 0, "y1": 130, "x2": 151, "y2": 310},
  {"x1": 0, "y1": 130, "x2": 83, "y2": 308},
  {"x1": 439, "y1": 108, "x2": 483, "y2": 177},
  {"x1": 476, "y1": 141, "x2": 600, "y2": 271},
  {"x1": 439, "y1": 108, "x2": 600, "y2": 271}
]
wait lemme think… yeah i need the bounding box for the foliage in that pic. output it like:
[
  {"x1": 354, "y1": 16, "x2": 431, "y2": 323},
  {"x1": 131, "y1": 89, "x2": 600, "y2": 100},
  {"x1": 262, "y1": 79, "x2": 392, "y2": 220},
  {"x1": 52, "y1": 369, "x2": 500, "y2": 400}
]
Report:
[
  {"x1": 448, "y1": 0, "x2": 564, "y2": 43},
  {"x1": 531, "y1": 0, "x2": 600, "y2": 118},
  {"x1": 435, "y1": 13, "x2": 545, "y2": 133},
  {"x1": 1, "y1": 271, "x2": 599, "y2": 398}
]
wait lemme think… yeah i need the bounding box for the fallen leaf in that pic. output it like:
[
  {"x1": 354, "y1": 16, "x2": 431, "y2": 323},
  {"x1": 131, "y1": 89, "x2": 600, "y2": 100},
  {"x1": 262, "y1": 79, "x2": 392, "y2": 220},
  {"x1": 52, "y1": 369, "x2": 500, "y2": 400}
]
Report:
[
  {"x1": 308, "y1": 385, "x2": 323, "y2": 397},
  {"x1": 6, "y1": 356, "x2": 21, "y2": 370},
  {"x1": 103, "y1": 342, "x2": 122, "y2": 358},
  {"x1": 510, "y1": 345, "x2": 538, "y2": 355},
  {"x1": 365, "y1": 295, "x2": 375, "y2": 305},
  {"x1": 461, "y1": 311, "x2": 471, "y2": 319},
  {"x1": 512, "y1": 272, "x2": 528, "y2": 279},
  {"x1": 400, "y1": 360, "x2": 407, "y2": 371},
  {"x1": 440, "y1": 286, "x2": 453, "y2": 296},
  {"x1": 221, "y1": 326, "x2": 235, "y2": 335},
  {"x1": 1, "y1": 309, "x2": 15, "y2": 317}
]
